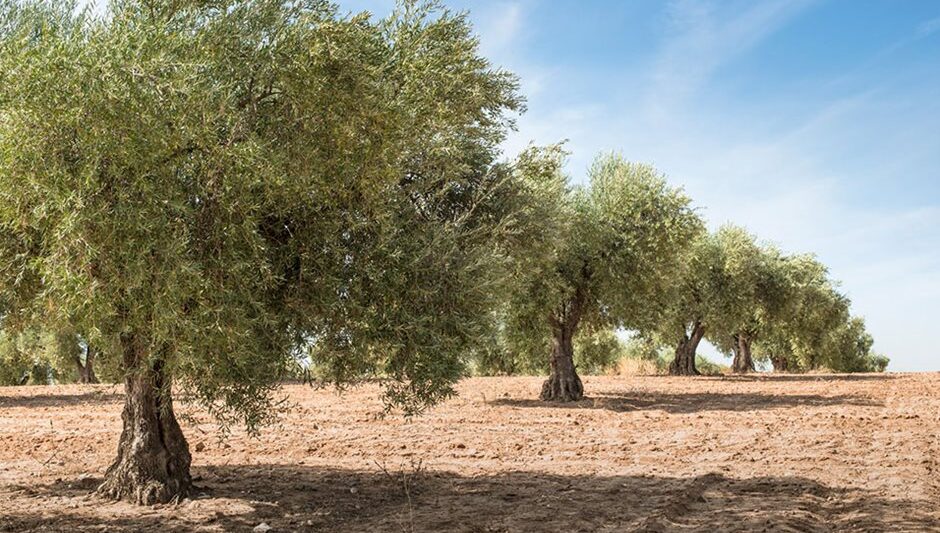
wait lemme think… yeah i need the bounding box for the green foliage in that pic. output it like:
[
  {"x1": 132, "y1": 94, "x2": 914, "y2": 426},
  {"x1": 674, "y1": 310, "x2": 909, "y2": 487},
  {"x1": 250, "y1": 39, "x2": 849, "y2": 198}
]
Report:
[
  {"x1": 706, "y1": 225, "x2": 789, "y2": 355},
  {"x1": 822, "y1": 317, "x2": 888, "y2": 372},
  {"x1": 0, "y1": 331, "x2": 33, "y2": 385},
  {"x1": 621, "y1": 335, "x2": 669, "y2": 364},
  {"x1": 866, "y1": 353, "x2": 890, "y2": 373},
  {"x1": 504, "y1": 150, "x2": 702, "y2": 358},
  {"x1": 468, "y1": 317, "x2": 625, "y2": 376},
  {"x1": 647, "y1": 230, "x2": 722, "y2": 348},
  {"x1": 572, "y1": 328, "x2": 626, "y2": 375},
  {"x1": 0, "y1": 0, "x2": 523, "y2": 425},
  {"x1": 608, "y1": 335, "x2": 672, "y2": 375},
  {"x1": 752, "y1": 253, "x2": 847, "y2": 371},
  {"x1": 0, "y1": 0, "x2": 884, "y2": 435},
  {"x1": 0, "y1": 327, "x2": 83, "y2": 385},
  {"x1": 742, "y1": 253, "x2": 888, "y2": 374}
]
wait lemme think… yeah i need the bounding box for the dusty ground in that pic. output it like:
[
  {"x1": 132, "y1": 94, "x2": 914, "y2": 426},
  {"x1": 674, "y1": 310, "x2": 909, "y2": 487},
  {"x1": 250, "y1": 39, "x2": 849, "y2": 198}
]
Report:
[{"x1": 0, "y1": 374, "x2": 938, "y2": 532}]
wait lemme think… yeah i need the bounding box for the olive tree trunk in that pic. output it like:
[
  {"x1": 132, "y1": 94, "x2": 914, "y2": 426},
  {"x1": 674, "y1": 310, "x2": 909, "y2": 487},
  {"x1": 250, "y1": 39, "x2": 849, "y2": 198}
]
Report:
[
  {"x1": 540, "y1": 323, "x2": 583, "y2": 401},
  {"x1": 669, "y1": 322, "x2": 705, "y2": 376},
  {"x1": 732, "y1": 333, "x2": 755, "y2": 374},
  {"x1": 75, "y1": 345, "x2": 99, "y2": 384},
  {"x1": 541, "y1": 294, "x2": 585, "y2": 402},
  {"x1": 97, "y1": 335, "x2": 192, "y2": 505}
]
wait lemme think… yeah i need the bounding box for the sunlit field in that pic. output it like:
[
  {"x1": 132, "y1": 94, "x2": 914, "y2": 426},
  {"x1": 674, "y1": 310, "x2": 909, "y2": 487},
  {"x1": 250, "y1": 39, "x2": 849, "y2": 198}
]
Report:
[{"x1": 2, "y1": 374, "x2": 938, "y2": 532}]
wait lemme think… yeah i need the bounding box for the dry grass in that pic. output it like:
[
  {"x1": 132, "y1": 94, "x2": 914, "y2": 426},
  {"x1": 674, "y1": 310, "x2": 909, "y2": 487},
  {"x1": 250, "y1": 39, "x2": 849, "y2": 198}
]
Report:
[{"x1": 608, "y1": 357, "x2": 665, "y2": 376}]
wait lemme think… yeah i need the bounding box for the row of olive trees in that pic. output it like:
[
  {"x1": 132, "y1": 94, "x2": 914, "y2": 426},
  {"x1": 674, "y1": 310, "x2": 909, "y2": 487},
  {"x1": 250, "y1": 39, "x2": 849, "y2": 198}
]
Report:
[
  {"x1": 471, "y1": 146, "x2": 886, "y2": 400},
  {"x1": 0, "y1": 0, "x2": 884, "y2": 507},
  {"x1": 0, "y1": 329, "x2": 103, "y2": 385},
  {"x1": 654, "y1": 226, "x2": 887, "y2": 377}
]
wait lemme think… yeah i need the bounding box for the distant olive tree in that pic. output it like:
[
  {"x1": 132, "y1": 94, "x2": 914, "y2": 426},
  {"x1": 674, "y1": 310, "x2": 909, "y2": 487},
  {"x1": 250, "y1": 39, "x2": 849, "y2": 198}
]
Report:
[
  {"x1": 0, "y1": 0, "x2": 522, "y2": 504},
  {"x1": 652, "y1": 231, "x2": 725, "y2": 376},
  {"x1": 706, "y1": 226, "x2": 790, "y2": 373},
  {"x1": 706, "y1": 233, "x2": 887, "y2": 375},
  {"x1": 504, "y1": 148, "x2": 701, "y2": 400},
  {"x1": 755, "y1": 254, "x2": 850, "y2": 372}
]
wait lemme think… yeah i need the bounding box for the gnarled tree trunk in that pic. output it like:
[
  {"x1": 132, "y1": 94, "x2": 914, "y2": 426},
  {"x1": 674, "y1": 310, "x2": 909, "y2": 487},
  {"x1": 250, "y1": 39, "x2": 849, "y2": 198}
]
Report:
[
  {"x1": 669, "y1": 322, "x2": 705, "y2": 376},
  {"x1": 732, "y1": 333, "x2": 755, "y2": 374},
  {"x1": 541, "y1": 293, "x2": 584, "y2": 402},
  {"x1": 540, "y1": 322, "x2": 583, "y2": 401},
  {"x1": 75, "y1": 345, "x2": 99, "y2": 384},
  {"x1": 97, "y1": 334, "x2": 192, "y2": 505}
]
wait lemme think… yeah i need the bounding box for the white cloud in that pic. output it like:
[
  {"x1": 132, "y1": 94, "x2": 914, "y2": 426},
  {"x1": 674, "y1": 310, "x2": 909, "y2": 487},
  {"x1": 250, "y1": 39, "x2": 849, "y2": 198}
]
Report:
[
  {"x1": 915, "y1": 16, "x2": 940, "y2": 38},
  {"x1": 646, "y1": 0, "x2": 818, "y2": 125},
  {"x1": 475, "y1": 2, "x2": 525, "y2": 58}
]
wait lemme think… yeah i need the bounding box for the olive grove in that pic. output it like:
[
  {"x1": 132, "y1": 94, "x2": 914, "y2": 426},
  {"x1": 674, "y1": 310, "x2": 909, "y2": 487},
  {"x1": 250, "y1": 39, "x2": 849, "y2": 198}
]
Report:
[{"x1": 0, "y1": 0, "x2": 889, "y2": 510}]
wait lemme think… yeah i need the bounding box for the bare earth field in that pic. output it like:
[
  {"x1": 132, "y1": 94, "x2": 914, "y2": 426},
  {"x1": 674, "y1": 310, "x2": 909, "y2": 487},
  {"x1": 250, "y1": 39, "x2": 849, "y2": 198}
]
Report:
[{"x1": 1, "y1": 374, "x2": 938, "y2": 532}]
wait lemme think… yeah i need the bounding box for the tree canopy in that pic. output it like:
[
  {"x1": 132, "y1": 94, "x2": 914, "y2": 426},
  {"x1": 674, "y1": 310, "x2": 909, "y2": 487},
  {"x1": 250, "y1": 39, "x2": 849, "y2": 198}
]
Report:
[
  {"x1": 703, "y1": 226, "x2": 789, "y2": 373},
  {"x1": 651, "y1": 230, "x2": 723, "y2": 375},
  {"x1": 502, "y1": 147, "x2": 702, "y2": 400},
  {"x1": 701, "y1": 228, "x2": 885, "y2": 374}
]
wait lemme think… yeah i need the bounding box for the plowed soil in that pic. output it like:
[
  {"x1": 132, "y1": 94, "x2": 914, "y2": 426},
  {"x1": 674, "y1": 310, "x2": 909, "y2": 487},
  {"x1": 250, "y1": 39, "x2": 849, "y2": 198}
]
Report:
[{"x1": 1, "y1": 374, "x2": 939, "y2": 532}]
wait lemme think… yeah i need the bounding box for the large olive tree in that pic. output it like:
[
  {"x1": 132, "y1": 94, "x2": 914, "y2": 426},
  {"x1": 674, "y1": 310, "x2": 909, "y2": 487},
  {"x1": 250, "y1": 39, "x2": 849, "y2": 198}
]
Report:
[
  {"x1": 505, "y1": 148, "x2": 700, "y2": 401},
  {"x1": 0, "y1": 0, "x2": 522, "y2": 504}
]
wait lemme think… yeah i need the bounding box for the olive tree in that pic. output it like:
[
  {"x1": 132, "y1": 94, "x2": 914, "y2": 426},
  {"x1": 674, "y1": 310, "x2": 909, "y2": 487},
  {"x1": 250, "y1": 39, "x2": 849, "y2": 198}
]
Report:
[
  {"x1": 745, "y1": 253, "x2": 888, "y2": 374},
  {"x1": 755, "y1": 254, "x2": 850, "y2": 372},
  {"x1": 823, "y1": 317, "x2": 888, "y2": 372},
  {"x1": 505, "y1": 148, "x2": 700, "y2": 401},
  {"x1": 652, "y1": 230, "x2": 726, "y2": 376},
  {"x1": 0, "y1": 0, "x2": 522, "y2": 504},
  {"x1": 707, "y1": 226, "x2": 789, "y2": 373}
]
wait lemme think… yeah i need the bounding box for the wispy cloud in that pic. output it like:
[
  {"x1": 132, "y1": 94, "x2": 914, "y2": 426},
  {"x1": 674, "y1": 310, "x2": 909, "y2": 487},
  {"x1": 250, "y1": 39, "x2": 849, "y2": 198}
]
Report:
[
  {"x1": 647, "y1": 0, "x2": 818, "y2": 123},
  {"x1": 915, "y1": 16, "x2": 940, "y2": 38},
  {"x1": 475, "y1": 1, "x2": 526, "y2": 58}
]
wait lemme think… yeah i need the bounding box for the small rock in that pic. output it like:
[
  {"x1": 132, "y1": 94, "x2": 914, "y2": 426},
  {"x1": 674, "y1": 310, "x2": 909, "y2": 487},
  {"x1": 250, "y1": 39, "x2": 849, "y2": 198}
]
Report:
[
  {"x1": 195, "y1": 442, "x2": 206, "y2": 452},
  {"x1": 349, "y1": 487, "x2": 358, "y2": 494},
  {"x1": 253, "y1": 523, "x2": 272, "y2": 532}
]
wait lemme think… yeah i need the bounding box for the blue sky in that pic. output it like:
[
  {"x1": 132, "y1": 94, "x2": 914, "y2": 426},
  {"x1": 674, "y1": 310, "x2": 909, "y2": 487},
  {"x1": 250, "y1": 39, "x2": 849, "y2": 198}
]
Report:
[{"x1": 82, "y1": 1, "x2": 940, "y2": 371}]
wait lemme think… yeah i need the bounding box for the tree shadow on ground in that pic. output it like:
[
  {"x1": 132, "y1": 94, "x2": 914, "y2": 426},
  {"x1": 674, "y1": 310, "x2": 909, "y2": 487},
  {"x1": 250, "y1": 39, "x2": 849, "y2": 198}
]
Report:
[
  {"x1": 493, "y1": 391, "x2": 882, "y2": 414},
  {"x1": 2, "y1": 465, "x2": 937, "y2": 532},
  {"x1": 0, "y1": 389, "x2": 123, "y2": 409}
]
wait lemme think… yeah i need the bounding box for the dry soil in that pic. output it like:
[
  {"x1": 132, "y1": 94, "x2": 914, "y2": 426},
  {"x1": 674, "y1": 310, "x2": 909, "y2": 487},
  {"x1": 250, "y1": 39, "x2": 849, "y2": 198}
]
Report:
[{"x1": 1, "y1": 374, "x2": 939, "y2": 532}]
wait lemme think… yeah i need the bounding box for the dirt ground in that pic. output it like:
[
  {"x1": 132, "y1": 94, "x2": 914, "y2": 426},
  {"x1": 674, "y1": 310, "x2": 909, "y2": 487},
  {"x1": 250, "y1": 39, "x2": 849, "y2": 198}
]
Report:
[{"x1": 0, "y1": 374, "x2": 938, "y2": 532}]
